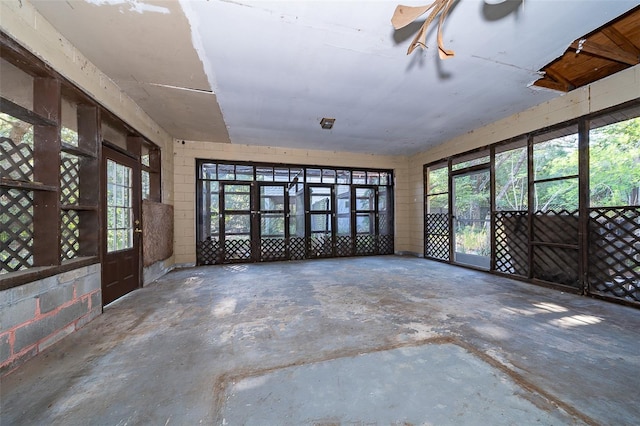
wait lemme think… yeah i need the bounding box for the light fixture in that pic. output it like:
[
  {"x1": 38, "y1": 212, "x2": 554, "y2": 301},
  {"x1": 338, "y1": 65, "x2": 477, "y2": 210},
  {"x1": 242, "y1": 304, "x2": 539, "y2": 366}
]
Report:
[{"x1": 320, "y1": 117, "x2": 335, "y2": 130}]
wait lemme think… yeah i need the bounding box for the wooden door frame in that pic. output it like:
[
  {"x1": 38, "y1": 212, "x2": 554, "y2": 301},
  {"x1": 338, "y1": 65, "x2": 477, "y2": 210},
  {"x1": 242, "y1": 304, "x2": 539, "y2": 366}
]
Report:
[{"x1": 101, "y1": 143, "x2": 142, "y2": 305}]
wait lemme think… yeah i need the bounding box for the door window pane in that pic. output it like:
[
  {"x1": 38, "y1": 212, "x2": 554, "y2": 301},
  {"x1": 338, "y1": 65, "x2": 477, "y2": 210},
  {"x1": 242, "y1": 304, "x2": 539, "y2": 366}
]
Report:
[{"x1": 106, "y1": 159, "x2": 133, "y2": 253}]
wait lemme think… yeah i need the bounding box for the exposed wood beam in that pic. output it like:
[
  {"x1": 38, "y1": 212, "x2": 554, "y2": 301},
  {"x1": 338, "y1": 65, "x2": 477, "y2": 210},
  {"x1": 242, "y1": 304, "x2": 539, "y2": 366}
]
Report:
[
  {"x1": 543, "y1": 68, "x2": 575, "y2": 91},
  {"x1": 533, "y1": 78, "x2": 568, "y2": 93},
  {"x1": 602, "y1": 26, "x2": 640, "y2": 56},
  {"x1": 570, "y1": 39, "x2": 640, "y2": 66}
]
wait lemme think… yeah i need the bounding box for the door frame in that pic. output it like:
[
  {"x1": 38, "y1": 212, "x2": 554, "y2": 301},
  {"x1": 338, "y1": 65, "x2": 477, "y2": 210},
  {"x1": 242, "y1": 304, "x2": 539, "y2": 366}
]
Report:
[
  {"x1": 305, "y1": 184, "x2": 335, "y2": 258},
  {"x1": 101, "y1": 143, "x2": 142, "y2": 305},
  {"x1": 451, "y1": 166, "x2": 491, "y2": 270}
]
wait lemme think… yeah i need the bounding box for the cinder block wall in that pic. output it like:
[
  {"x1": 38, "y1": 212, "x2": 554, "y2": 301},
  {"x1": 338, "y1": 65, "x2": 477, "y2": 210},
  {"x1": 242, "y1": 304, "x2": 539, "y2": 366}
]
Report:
[{"x1": 0, "y1": 264, "x2": 101, "y2": 375}]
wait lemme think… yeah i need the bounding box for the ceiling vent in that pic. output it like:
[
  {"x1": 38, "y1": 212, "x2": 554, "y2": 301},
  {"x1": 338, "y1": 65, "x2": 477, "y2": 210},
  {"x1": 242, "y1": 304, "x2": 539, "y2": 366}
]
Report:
[{"x1": 320, "y1": 118, "x2": 335, "y2": 130}]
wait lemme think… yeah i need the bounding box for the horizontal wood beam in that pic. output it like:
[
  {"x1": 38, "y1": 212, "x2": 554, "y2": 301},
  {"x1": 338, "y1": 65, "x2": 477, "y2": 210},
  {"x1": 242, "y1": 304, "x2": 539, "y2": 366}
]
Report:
[
  {"x1": 570, "y1": 39, "x2": 639, "y2": 66},
  {"x1": 602, "y1": 26, "x2": 640, "y2": 56}
]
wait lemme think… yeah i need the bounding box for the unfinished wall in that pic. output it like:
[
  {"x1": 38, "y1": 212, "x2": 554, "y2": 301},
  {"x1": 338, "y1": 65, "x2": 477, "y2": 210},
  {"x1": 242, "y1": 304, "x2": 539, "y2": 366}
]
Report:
[
  {"x1": 0, "y1": 264, "x2": 101, "y2": 375},
  {"x1": 173, "y1": 140, "x2": 410, "y2": 265},
  {"x1": 406, "y1": 65, "x2": 640, "y2": 256},
  {"x1": 0, "y1": 0, "x2": 176, "y2": 373}
]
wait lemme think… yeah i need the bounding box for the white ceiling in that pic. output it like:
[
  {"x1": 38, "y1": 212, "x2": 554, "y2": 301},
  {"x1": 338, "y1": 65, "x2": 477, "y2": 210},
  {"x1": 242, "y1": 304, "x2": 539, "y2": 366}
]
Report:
[{"x1": 31, "y1": 0, "x2": 639, "y2": 155}]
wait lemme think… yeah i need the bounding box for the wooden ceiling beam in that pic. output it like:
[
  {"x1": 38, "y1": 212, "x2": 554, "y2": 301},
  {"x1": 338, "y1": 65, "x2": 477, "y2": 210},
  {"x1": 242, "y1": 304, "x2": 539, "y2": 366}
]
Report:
[
  {"x1": 533, "y1": 78, "x2": 569, "y2": 93},
  {"x1": 602, "y1": 26, "x2": 640, "y2": 56},
  {"x1": 543, "y1": 68, "x2": 575, "y2": 91},
  {"x1": 570, "y1": 39, "x2": 640, "y2": 66}
]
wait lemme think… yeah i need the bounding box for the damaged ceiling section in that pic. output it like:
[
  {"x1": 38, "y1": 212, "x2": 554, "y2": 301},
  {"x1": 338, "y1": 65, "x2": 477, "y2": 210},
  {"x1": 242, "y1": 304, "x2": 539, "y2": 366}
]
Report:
[
  {"x1": 30, "y1": 0, "x2": 230, "y2": 143},
  {"x1": 534, "y1": 5, "x2": 640, "y2": 92},
  {"x1": 28, "y1": 1, "x2": 640, "y2": 155}
]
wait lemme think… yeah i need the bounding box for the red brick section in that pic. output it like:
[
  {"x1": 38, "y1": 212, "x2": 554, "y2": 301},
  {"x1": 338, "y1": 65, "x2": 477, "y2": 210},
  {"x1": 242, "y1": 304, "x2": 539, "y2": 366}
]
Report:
[{"x1": 0, "y1": 288, "x2": 101, "y2": 376}]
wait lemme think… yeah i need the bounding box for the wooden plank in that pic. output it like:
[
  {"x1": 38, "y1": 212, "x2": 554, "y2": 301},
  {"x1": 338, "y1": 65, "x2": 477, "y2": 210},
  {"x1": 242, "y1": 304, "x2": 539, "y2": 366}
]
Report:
[
  {"x1": 0, "y1": 97, "x2": 57, "y2": 126},
  {"x1": 0, "y1": 178, "x2": 57, "y2": 192},
  {"x1": 61, "y1": 142, "x2": 96, "y2": 158},
  {"x1": 602, "y1": 26, "x2": 640, "y2": 56},
  {"x1": 543, "y1": 68, "x2": 575, "y2": 91},
  {"x1": 533, "y1": 78, "x2": 569, "y2": 93},
  {"x1": 570, "y1": 39, "x2": 639, "y2": 66}
]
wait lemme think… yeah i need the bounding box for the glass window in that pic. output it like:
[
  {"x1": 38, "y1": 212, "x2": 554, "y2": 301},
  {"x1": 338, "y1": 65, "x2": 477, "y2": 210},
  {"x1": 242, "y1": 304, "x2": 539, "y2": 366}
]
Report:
[
  {"x1": 495, "y1": 142, "x2": 528, "y2": 211},
  {"x1": 589, "y1": 115, "x2": 640, "y2": 207},
  {"x1": 306, "y1": 168, "x2": 321, "y2": 183},
  {"x1": 533, "y1": 126, "x2": 578, "y2": 181}
]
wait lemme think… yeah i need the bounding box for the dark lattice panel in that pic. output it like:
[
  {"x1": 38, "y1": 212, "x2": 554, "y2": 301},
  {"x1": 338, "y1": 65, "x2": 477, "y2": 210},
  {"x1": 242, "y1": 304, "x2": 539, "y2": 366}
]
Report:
[
  {"x1": 378, "y1": 213, "x2": 391, "y2": 235},
  {"x1": 588, "y1": 207, "x2": 640, "y2": 302},
  {"x1": 355, "y1": 235, "x2": 376, "y2": 255},
  {"x1": 225, "y1": 238, "x2": 252, "y2": 261},
  {"x1": 1, "y1": 136, "x2": 33, "y2": 182},
  {"x1": 60, "y1": 210, "x2": 80, "y2": 261},
  {"x1": 197, "y1": 237, "x2": 221, "y2": 265},
  {"x1": 335, "y1": 235, "x2": 353, "y2": 257},
  {"x1": 533, "y1": 245, "x2": 580, "y2": 288},
  {"x1": 378, "y1": 234, "x2": 394, "y2": 255},
  {"x1": 261, "y1": 238, "x2": 287, "y2": 262},
  {"x1": 60, "y1": 153, "x2": 80, "y2": 205},
  {"x1": 310, "y1": 235, "x2": 332, "y2": 257},
  {"x1": 288, "y1": 237, "x2": 307, "y2": 260},
  {"x1": 1, "y1": 188, "x2": 34, "y2": 273},
  {"x1": 425, "y1": 213, "x2": 449, "y2": 261},
  {"x1": 533, "y1": 209, "x2": 579, "y2": 245},
  {"x1": 494, "y1": 211, "x2": 529, "y2": 276}
]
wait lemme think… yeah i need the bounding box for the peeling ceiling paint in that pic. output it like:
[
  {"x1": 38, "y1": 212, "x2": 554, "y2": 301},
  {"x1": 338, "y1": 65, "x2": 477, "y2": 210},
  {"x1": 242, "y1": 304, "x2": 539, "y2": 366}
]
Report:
[
  {"x1": 31, "y1": 0, "x2": 639, "y2": 155},
  {"x1": 84, "y1": 0, "x2": 170, "y2": 15}
]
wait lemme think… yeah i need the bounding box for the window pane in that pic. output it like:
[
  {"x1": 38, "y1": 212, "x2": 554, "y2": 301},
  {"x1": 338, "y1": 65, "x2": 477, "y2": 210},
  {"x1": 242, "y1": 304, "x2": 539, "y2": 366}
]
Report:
[
  {"x1": 337, "y1": 170, "x2": 350, "y2": 184},
  {"x1": 261, "y1": 215, "x2": 285, "y2": 237},
  {"x1": 352, "y1": 171, "x2": 366, "y2": 184},
  {"x1": 218, "y1": 164, "x2": 235, "y2": 180},
  {"x1": 274, "y1": 168, "x2": 290, "y2": 182},
  {"x1": 322, "y1": 169, "x2": 336, "y2": 184},
  {"x1": 236, "y1": 165, "x2": 253, "y2": 181},
  {"x1": 367, "y1": 171, "x2": 379, "y2": 185},
  {"x1": 256, "y1": 167, "x2": 273, "y2": 182},
  {"x1": 201, "y1": 163, "x2": 217, "y2": 180},
  {"x1": 225, "y1": 214, "x2": 250, "y2": 234},
  {"x1": 495, "y1": 146, "x2": 528, "y2": 211},
  {"x1": 427, "y1": 166, "x2": 448, "y2": 195},
  {"x1": 427, "y1": 194, "x2": 448, "y2": 214},
  {"x1": 589, "y1": 116, "x2": 640, "y2": 207},
  {"x1": 306, "y1": 168, "x2": 321, "y2": 183},
  {"x1": 534, "y1": 178, "x2": 578, "y2": 212},
  {"x1": 534, "y1": 130, "x2": 578, "y2": 181}
]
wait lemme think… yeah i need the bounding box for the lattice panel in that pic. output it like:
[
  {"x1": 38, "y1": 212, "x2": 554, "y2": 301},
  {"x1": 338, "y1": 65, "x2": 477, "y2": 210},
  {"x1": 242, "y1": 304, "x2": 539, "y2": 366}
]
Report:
[
  {"x1": 261, "y1": 238, "x2": 286, "y2": 262},
  {"x1": 60, "y1": 210, "x2": 80, "y2": 261},
  {"x1": 533, "y1": 245, "x2": 579, "y2": 288},
  {"x1": 425, "y1": 213, "x2": 449, "y2": 261},
  {"x1": 0, "y1": 136, "x2": 33, "y2": 182},
  {"x1": 310, "y1": 235, "x2": 332, "y2": 257},
  {"x1": 378, "y1": 234, "x2": 394, "y2": 255},
  {"x1": 288, "y1": 237, "x2": 307, "y2": 260},
  {"x1": 197, "y1": 237, "x2": 221, "y2": 265},
  {"x1": 494, "y1": 211, "x2": 529, "y2": 276},
  {"x1": 588, "y1": 207, "x2": 640, "y2": 302},
  {"x1": 533, "y1": 209, "x2": 579, "y2": 244},
  {"x1": 355, "y1": 234, "x2": 376, "y2": 255},
  {"x1": 60, "y1": 153, "x2": 80, "y2": 205},
  {"x1": 225, "y1": 238, "x2": 252, "y2": 261},
  {"x1": 335, "y1": 235, "x2": 353, "y2": 257},
  {"x1": 1, "y1": 188, "x2": 34, "y2": 273}
]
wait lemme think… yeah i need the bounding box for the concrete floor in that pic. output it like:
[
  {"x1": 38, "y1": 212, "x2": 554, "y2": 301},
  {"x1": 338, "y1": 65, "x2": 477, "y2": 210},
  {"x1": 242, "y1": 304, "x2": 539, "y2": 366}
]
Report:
[{"x1": 2, "y1": 256, "x2": 640, "y2": 425}]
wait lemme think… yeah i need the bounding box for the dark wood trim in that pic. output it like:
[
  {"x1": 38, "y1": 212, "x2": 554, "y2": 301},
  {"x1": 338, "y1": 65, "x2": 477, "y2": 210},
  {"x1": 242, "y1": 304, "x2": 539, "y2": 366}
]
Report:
[
  {"x1": 0, "y1": 257, "x2": 99, "y2": 292},
  {"x1": 61, "y1": 142, "x2": 96, "y2": 158},
  {"x1": 533, "y1": 174, "x2": 579, "y2": 185},
  {"x1": 0, "y1": 178, "x2": 57, "y2": 192},
  {"x1": 578, "y1": 119, "x2": 590, "y2": 294},
  {"x1": 527, "y1": 134, "x2": 535, "y2": 279},
  {"x1": 32, "y1": 77, "x2": 61, "y2": 267},
  {"x1": 0, "y1": 97, "x2": 57, "y2": 126},
  {"x1": 531, "y1": 241, "x2": 579, "y2": 250}
]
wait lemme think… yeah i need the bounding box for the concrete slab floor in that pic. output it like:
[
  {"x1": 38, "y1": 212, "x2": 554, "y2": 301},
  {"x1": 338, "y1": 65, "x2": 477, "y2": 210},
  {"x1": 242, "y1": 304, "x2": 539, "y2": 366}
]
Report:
[{"x1": 1, "y1": 256, "x2": 640, "y2": 425}]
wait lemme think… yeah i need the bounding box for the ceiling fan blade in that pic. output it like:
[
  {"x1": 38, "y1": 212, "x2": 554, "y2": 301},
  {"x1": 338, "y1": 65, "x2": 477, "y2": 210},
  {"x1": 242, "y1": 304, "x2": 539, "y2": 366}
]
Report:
[{"x1": 391, "y1": 4, "x2": 434, "y2": 29}]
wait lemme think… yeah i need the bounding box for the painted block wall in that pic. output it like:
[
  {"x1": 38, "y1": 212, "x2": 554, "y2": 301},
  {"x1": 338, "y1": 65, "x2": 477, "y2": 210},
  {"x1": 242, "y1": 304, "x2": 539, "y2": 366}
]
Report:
[
  {"x1": 0, "y1": 264, "x2": 101, "y2": 376},
  {"x1": 406, "y1": 65, "x2": 640, "y2": 256},
  {"x1": 173, "y1": 140, "x2": 411, "y2": 265}
]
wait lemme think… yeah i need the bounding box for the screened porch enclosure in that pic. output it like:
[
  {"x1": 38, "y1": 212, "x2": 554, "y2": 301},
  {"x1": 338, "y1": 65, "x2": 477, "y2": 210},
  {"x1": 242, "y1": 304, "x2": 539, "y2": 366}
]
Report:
[
  {"x1": 424, "y1": 103, "x2": 640, "y2": 306},
  {"x1": 197, "y1": 161, "x2": 394, "y2": 265}
]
